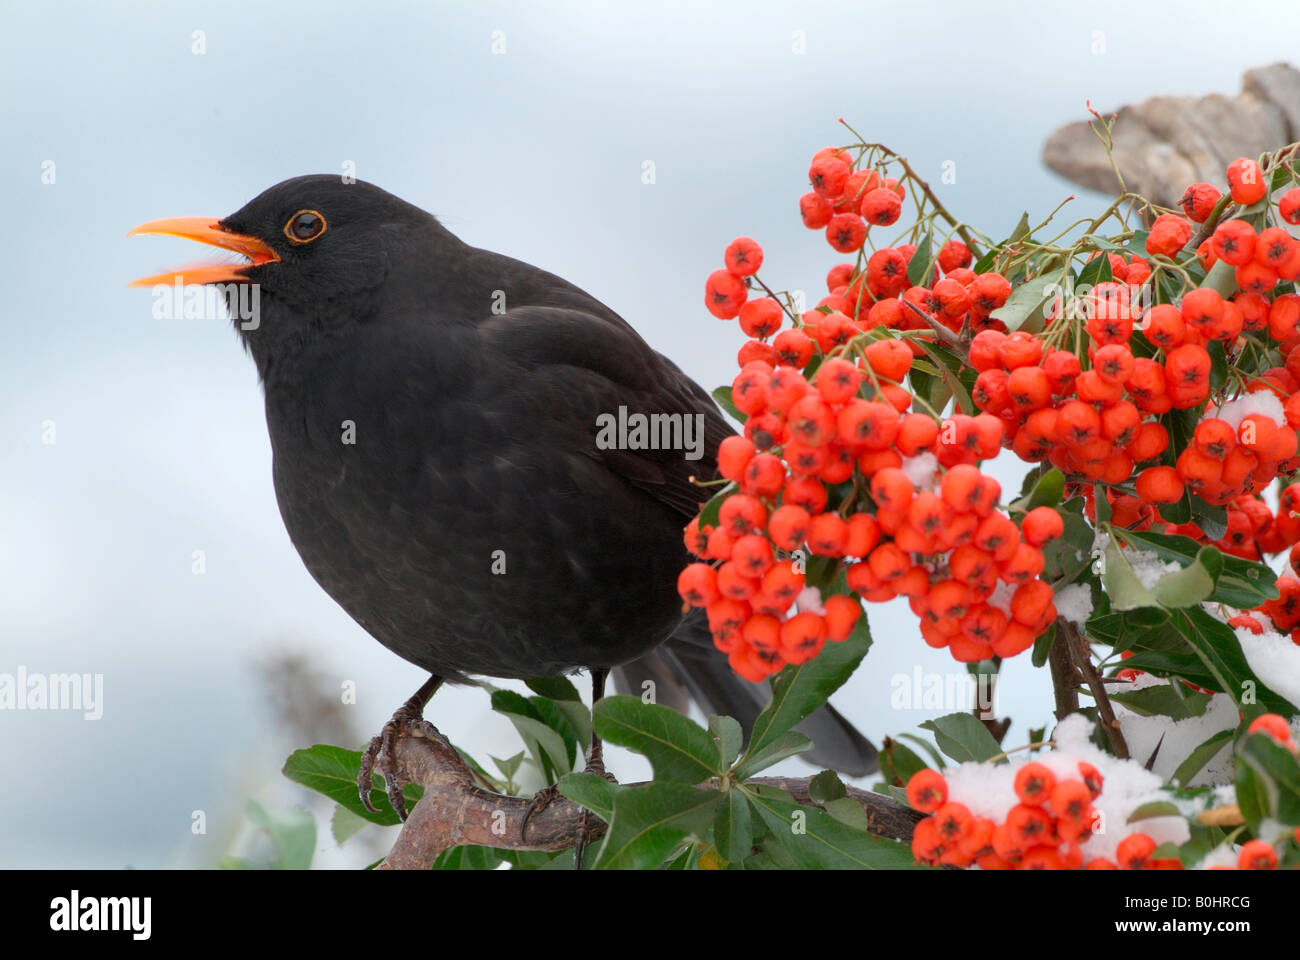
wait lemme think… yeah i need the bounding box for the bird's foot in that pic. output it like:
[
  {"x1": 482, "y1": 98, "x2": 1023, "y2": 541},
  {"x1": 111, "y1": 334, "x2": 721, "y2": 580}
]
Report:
[
  {"x1": 572, "y1": 754, "x2": 618, "y2": 867},
  {"x1": 358, "y1": 705, "x2": 449, "y2": 822},
  {"x1": 520, "y1": 754, "x2": 618, "y2": 867}
]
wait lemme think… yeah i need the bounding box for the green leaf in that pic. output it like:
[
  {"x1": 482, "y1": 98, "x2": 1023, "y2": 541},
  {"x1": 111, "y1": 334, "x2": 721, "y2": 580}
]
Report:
[
  {"x1": 1204, "y1": 258, "x2": 1238, "y2": 299},
  {"x1": 1077, "y1": 252, "x2": 1113, "y2": 288},
  {"x1": 989, "y1": 274, "x2": 1056, "y2": 333},
  {"x1": 823, "y1": 797, "x2": 873, "y2": 831},
  {"x1": 1031, "y1": 621, "x2": 1057, "y2": 669},
  {"x1": 697, "y1": 484, "x2": 735, "y2": 529},
  {"x1": 713, "y1": 788, "x2": 754, "y2": 863},
  {"x1": 708, "y1": 715, "x2": 744, "y2": 770},
  {"x1": 490, "y1": 751, "x2": 526, "y2": 784},
  {"x1": 973, "y1": 246, "x2": 999, "y2": 274},
  {"x1": 911, "y1": 338, "x2": 975, "y2": 415},
  {"x1": 1041, "y1": 497, "x2": 1094, "y2": 586},
  {"x1": 1149, "y1": 545, "x2": 1221, "y2": 609},
  {"x1": 1093, "y1": 482, "x2": 1112, "y2": 525},
  {"x1": 733, "y1": 730, "x2": 814, "y2": 780},
  {"x1": 743, "y1": 784, "x2": 922, "y2": 869},
  {"x1": 1007, "y1": 211, "x2": 1031, "y2": 243},
  {"x1": 808, "y1": 769, "x2": 848, "y2": 805},
  {"x1": 528, "y1": 695, "x2": 581, "y2": 768},
  {"x1": 432, "y1": 845, "x2": 504, "y2": 870},
  {"x1": 896, "y1": 732, "x2": 947, "y2": 770},
  {"x1": 711, "y1": 386, "x2": 747, "y2": 424},
  {"x1": 1170, "y1": 607, "x2": 1298, "y2": 713},
  {"x1": 524, "y1": 676, "x2": 582, "y2": 702},
  {"x1": 1208, "y1": 340, "x2": 1229, "y2": 393},
  {"x1": 246, "y1": 800, "x2": 316, "y2": 870},
  {"x1": 593, "y1": 783, "x2": 720, "y2": 869},
  {"x1": 558, "y1": 770, "x2": 623, "y2": 823},
  {"x1": 330, "y1": 804, "x2": 369, "y2": 846},
  {"x1": 594, "y1": 695, "x2": 721, "y2": 782},
  {"x1": 741, "y1": 629, "x2": 870, "y2": 774},
  {"x1": 1171, "y1": 729, "x2": 1233, "y2": 787},
  {"x1": 1108, "y1": 683, "x2": 1211, "y2": 720},
  {"x1": 492, "y1": 690, "x2": 573, "y2": 781},
  {"x1": 1189, "y1": 495, "x2": 1228, "y2": 541},
  {"x1": 1109, "y1": 527, "x2": 1277, "y2": 608},
  {"x1": 1102, "y1": 535, "x2": 1159, "y2": 611},
  {"x1": 1236, "y1": 731, "x2": 1300, "y2": 831},
  {"x1": 907, "y1": 231, "x2": 934, "y2": 287},
  {"x1": 1013, "y1": 467, "x2": 1065, "y2": 512},
  {"x1": 1125, "y1": 800, "x2": 1181, "y2": 823},
  {"x1": 282, "y1": 744, "x2": 418, "y2": 826},
  {"x1": 918, "y1": 713, "x2": 1003, "y2": 763}
]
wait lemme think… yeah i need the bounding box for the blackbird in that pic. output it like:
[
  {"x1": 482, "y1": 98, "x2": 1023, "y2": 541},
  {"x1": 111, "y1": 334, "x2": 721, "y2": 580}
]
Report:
[{"x1": 129, "y1": 175, "x2": 876, "y2": 847}]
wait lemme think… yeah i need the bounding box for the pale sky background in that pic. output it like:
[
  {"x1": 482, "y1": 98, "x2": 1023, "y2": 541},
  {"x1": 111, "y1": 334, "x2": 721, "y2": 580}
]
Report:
[{"x1": 4, "y1": 0, "x2": 1298, "y2": 868}]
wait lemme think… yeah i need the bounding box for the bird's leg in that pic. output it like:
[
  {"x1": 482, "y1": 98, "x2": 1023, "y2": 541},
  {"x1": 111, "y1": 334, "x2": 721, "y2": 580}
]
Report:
[
  {"x1": 572, "y1": 667, "x2": 616, "y2": 868},
  {"x1": 521, "y1": 667, "x2": 617, "y2": 868},
  {"x1": 357, "y1": 674, "x2": 445, "y2": 821}
]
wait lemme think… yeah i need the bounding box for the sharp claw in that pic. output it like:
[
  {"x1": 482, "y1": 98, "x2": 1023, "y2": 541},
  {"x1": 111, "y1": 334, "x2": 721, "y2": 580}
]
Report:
[
  {"x1": 521, "y1": 786, "x2": 559, "y2": 841},
  {"x1": 358, "y1": 735, "x2": 384, "y2": 815},
  {"x1": 573, "y1": 808, "x2": 592, "y2": 869}
]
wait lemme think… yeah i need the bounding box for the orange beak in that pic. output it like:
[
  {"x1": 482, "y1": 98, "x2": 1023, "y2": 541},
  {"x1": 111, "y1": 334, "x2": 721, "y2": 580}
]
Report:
[{"x1": 127, "y1": 217, "x2": 279, "y2": 287}]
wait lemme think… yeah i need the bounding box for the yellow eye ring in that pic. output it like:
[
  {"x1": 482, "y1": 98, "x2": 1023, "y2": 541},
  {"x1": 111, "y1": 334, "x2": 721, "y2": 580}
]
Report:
[{"x1": 284, "y1": 210, "x2": 327, "y2": 243}]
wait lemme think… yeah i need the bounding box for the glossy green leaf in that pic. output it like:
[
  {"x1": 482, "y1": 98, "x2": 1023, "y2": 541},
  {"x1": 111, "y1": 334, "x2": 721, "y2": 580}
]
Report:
[
  {"x1": 1171, "y1": 729, "x2": 1232, "y2": 787},
  {"x1": 594, "y1": 695, "x2": 721, "y2": 782},
  {"x1": 743, "y1": 784, "x2": 922, "y2": 869},
  {"x1": 558, "y1": 770, "x2": 623, "y2": 823},
  {"x1": 283, "y1": 744, "x2": 418, "y2": 826},
  {"x1": 713, "y1": 788, "x2": 754, "y2": 863},
  {"x1": 734, "y1": 730, "x2": 814, "y2": 780},
  {"x1": 918, "y1": 713, "x2": 1002, "y2": 763},
  {"x1": 740, "y1": 629, "x2": 869, "y2": 777},
  {"x1": 708, "y1": 714, "x2": 744, "y2": 771},
  {"x1": 593, "y1": 783, "x2": 720, "y2": 870}
]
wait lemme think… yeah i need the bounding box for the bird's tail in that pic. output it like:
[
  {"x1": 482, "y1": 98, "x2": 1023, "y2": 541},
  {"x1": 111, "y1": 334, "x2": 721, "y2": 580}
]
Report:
[{"x1": 612, "y1": 613, "x2": 877, "y2": 777}]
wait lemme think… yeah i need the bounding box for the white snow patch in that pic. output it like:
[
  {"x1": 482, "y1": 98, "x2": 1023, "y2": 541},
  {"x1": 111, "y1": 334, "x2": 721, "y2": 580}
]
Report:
[
  {"x1": 1191, "y1": 845, "x2": 1240, "y2": 870},
  {"x1": 900, "y1": 452, "x2": 939, "y2": 490},
  {"x1": 1111, "y1": 674, "x2": 1238, "y2": 787},
  {"x1": 1054, "y1": 583, "x2": 1094, "y2": 626},
  {"x1": 937, "y1": 714, "x2": 1189, "y2": 863},
  {"x1": 1212, "y1": 391, "x2": 1285, "y2": 431},
  {"x1": 988, "y1": 580, "x2": 1016, "y2": 617},
  {"x1": 795, "y1": 586, "x2": 825, "y2": 616},
  {"x1": 1127, "y1": 550, "x2": 1183, "y2": 590},
  {"x1": 1235, "y1": 626, "x2": 1300, "y2": 707}
]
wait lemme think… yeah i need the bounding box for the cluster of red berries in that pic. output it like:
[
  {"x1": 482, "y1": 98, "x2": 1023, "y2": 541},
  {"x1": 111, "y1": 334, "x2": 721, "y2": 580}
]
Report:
[
  {"x1": 694, "y1": 144, "x2": 1300, "y2": 681},
  {"x1": 907, "y1": 755, "x2": 1292, "y2": 870},
  {"x1": 688, "y1": 237, "x2": 1067, "y2": 678},
  {"x1": 905, "y1": 762, "x2": 1129, "y2": 869},
  {"x1": 976, "y1": 289, "x2": 1300, "y2": 509}
]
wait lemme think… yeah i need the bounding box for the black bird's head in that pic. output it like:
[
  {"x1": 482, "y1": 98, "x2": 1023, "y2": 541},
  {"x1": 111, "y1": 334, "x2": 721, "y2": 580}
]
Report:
[{"x1": 129, "y1": 176, "x2": 452, "y2": 370}]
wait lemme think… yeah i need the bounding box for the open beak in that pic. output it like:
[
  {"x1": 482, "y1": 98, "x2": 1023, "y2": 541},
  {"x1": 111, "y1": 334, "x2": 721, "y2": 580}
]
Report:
[{"x1": 127, "y1": 217, "x2": 279, "y2": 287}]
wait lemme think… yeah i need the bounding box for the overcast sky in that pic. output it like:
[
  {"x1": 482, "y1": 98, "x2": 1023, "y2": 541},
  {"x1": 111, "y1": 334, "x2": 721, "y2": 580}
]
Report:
[{"x1": 4, "y1": 0, "x2": 1298, "y2": 868}]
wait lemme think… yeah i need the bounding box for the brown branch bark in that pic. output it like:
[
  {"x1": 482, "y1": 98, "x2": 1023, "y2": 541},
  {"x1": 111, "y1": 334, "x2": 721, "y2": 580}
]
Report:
[
  {"x1": 376, "y1": 733, "x2": 923, "y2": 870},
  {"x1": 1048, "y1": 618, "x2": 1080, "y2": 722},
  {"x1": 1059, "y1": 617, "x2": 1130, "y2": 759}
]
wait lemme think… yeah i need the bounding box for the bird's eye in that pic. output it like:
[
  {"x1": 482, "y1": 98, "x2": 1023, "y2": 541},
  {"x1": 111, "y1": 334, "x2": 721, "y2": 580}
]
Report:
[{"x1": 284, "y1": 210, "x2": 326, "y2": 243}]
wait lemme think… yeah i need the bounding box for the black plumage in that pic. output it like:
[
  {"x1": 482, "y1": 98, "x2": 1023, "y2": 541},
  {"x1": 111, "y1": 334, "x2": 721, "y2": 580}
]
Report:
[{"x1": 135, "y1": 175, "x2": 876, "y2": 787}]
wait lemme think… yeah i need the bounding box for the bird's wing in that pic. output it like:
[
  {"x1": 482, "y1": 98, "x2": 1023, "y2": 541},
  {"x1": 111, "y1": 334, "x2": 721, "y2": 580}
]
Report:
[{"x1": 475, "y1": 304, "x2": 734, "y2": 518}]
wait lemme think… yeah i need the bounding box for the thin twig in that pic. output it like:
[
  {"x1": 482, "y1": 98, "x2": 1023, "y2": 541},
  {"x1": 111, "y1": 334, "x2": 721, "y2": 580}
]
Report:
[{"x1": 1059, "y1": 617, "x2": 1131, "y2": 759}]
